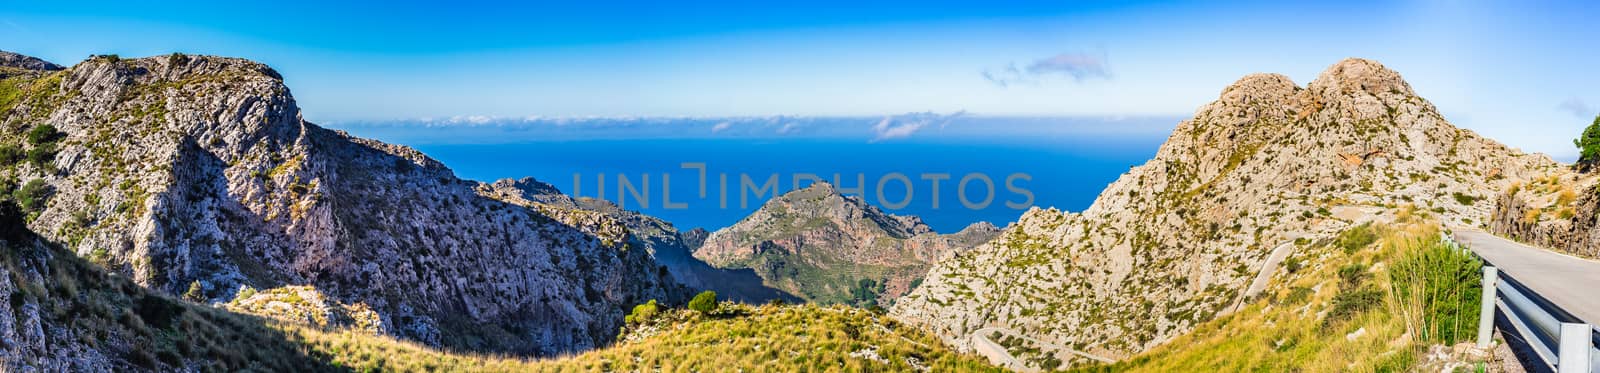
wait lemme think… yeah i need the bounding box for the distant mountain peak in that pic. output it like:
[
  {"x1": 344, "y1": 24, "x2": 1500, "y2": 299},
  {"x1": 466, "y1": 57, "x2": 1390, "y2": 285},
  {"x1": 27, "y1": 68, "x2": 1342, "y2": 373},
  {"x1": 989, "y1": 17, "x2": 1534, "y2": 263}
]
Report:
[
  {"x1": 696, "y1": 181, "x2": 998, "y2": 304},
  {"x1": 0, "y1": 50, "x2": 63, "y2": 71}
]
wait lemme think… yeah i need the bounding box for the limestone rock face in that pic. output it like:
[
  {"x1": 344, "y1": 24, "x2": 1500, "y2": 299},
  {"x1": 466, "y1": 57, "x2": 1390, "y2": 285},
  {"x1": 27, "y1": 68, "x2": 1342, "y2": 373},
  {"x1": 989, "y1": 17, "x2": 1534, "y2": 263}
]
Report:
[
  {"x1": 891, "y1": 58, "x2": 1556, "y2": 364},
  {"x1": 1489, "y1": 172, "x2": 1600, "y2": 259},
  {"x1": 696, "y1": 182, "x2": 1001, "y2": 305},
  {"x1": 0, "y1": 52, "x2": 683, "y2": 357}
]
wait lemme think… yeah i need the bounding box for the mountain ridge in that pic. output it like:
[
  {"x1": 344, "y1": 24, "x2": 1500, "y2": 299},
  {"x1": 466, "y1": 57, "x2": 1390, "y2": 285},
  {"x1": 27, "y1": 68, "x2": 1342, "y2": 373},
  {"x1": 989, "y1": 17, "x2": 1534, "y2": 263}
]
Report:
[
  {"x1": 890, "y1": 57, "x2": 1558, "y2": 369},
  {"x1": 696, "y1": 181, "x2": 1001, "y2": 305},
  {"x1": 0, "y1": 51, "x2": 685, "y2": 357}
]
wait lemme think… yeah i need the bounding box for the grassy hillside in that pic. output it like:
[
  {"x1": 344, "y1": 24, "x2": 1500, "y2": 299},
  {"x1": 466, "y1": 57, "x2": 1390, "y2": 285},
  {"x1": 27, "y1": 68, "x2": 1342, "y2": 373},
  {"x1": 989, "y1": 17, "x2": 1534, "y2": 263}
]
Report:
[
  {"x1": 1069, "y1": 209, "x2": 1489, "y2": 372},
  {"x1": 286, "y1": 302, "x2": 1000, "y2": 372}
]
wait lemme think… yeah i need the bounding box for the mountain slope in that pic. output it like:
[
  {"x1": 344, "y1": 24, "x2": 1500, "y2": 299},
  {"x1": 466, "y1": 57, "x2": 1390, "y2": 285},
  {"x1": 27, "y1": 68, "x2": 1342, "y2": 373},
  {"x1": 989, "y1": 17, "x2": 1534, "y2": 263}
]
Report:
[
  {"x1": 0, "y1": 194, "x2": 1000, "y2": 372},
  {"x1": 0, "y1": 52, "x2": 684, "y2": 356},
  {"x1": 696, "y1": 182, "x2": 1000, "y2": 305},
  {"x1": 891, "y1": 58, "x2": 1555, "y2": 367},
  {"x1": 0, "y1": 199, "x2": 346, "y2": 371},
  {"x1": 479, "y1": 177, "x2": 795, "y2": 303}
]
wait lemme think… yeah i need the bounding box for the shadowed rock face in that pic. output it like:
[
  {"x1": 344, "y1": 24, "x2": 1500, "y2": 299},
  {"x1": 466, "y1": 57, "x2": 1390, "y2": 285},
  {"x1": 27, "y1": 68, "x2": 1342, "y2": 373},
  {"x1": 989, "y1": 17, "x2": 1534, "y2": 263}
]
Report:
[
  {"x1": 0, "y1": 52, "x2": 684, "y2": 357},
  {"x1": 480, "y1": 177, "x2": 797, "y2": 304},
  {"x1": 695, "y1": 182, "x2": 1001, "y2": 305},
  {"x1": 892, "y1": 58, "x2": 1558, "y2": 364}
]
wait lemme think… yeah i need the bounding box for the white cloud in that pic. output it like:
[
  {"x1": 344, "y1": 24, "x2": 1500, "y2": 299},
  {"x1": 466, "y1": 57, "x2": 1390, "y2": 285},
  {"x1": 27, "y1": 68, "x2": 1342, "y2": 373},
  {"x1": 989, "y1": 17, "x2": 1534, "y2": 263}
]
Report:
[
  {"x1": 870, "y1": 111, "x2": 966, "y2": 141},
  {"x1": 777, "y1": 122, "x2": 801, "y2": 134},
  {"x1": 711, "y1": 121, "x2": 733, "y2": 133}
]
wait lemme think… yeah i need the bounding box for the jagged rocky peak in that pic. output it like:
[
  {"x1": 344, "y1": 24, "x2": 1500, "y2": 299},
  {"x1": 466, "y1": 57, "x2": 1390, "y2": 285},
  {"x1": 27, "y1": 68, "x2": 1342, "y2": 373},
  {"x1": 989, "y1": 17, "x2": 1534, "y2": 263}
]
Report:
[
  {"x1": 0, "y1": 50, "x2": 64, "y2": 71},
  {"x1": 1310, "y1": 57, "x2": 1413, "y2": 97}
]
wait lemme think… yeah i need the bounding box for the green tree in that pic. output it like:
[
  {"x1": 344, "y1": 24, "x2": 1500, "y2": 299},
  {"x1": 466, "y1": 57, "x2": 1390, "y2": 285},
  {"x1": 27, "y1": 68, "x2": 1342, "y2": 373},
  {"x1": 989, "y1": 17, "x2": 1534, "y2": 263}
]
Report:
[
  {"x1": 688, "y1": 290, "x2": 717, "y2": 314},
  {"x1": 184, "y1": 281, "x2": 206, "y2": 302},
  {"x1": 1576, "y1": 114, "x2": 1600, "y2": 172}
]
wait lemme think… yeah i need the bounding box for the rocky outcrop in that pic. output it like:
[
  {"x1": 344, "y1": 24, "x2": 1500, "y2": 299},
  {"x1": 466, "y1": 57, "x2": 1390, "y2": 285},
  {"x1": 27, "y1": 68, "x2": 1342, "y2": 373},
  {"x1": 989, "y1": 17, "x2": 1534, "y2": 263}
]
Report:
[
  {"x1": 891, "y1": 58, "x2": 1556, "y2": 366},
  {"x1": 224, "y1": 285, "x2": 387, "y2": 335},
  {"x1": 1489, "y1": 172, "x2": 1600, "y2": 258},
  {"x1": 0, "y1": 52, "x2": 683, "y2": 357},
  {"x1": 0, "y1": 51, "x2": 64, "y2": 71},
  {"x1": 480, "y1": 177, "x2": 794, "y2": 303},
  {"x1": 696, "y1": 182, "x2": 1001, "y2": 305}
]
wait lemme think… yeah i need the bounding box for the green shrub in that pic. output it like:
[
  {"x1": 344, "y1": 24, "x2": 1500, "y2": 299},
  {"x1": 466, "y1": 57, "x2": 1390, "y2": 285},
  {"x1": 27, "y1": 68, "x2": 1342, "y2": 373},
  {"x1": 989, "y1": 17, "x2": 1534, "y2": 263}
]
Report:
[
  {"x1": 849, "y1": 278, "x2": 884, "y2": 308},
  {"x1": 0, "y1": 144, "x2": 21, "y2": 166},
  {"x1": 688, "y1": 291, "x2": 717, "y2": 314},
  {"x1": 625, "y1": 299, "x2": 659, "y2": 324},
  {"x1": 26, "y1": 124, "x2": 61, "y2": 145},
  {"x1": 1336, "y1": 223, "x2": 1378, "y2": 254},
  {"x1": 1451, "y1": 192, "x2": 1478, "y2": 206},
  {"x1": 1391, "y1": 239, "x2": 1483, "y2": 343},
  {"x1": 1337, "y1": 263, "x2": 1368, "y2": 289},
  {"x1": 1325, "y1": 286, "x2": 1383, "y2": 326},
  {"x1": 88, "y1": 247, "x2": 111, "y2": 267},
  {"x1": 25, "y1": 142, "x2": 55, "y2": 170},
  {"x1": 14, "y1": 179, "x2": 51, "y2": 213},
  {"x1": 185, "y1": 281, "x2": 206, "y2": 302},
  {"x1": 167, "y1": 52, "x2": 190, "y2": 66}
]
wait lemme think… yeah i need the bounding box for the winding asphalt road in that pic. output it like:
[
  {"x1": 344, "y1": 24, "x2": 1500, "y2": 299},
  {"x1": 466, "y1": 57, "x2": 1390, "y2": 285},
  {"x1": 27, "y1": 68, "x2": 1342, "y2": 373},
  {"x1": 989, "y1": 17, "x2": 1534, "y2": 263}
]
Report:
[
  {"x1": 1452, "y1": 228, "x2": 1600, "y2": 324},
  {"x1": 970, "y1": 326, "x2": 1115, "y2": 372}
]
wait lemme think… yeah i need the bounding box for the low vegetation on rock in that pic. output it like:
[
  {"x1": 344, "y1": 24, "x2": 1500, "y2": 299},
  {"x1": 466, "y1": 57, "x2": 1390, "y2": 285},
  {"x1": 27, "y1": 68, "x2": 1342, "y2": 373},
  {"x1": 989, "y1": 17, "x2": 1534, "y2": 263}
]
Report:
[
  {"x1": 1074, "y1": 210, "x2": 1495, "y2": 372},
  {"x1": 696, "y1": 182, "x2": 1000, "y2": 305}
]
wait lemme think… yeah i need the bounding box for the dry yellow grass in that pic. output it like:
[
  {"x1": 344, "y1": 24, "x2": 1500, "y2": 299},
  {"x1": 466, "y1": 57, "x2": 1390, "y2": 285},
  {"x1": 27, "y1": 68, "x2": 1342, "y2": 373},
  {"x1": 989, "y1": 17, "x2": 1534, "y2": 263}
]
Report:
[
  {"x1": 1071, "y1": 212, "x2": 1475, "y2": 372},
  {"x1": 278, "y1": 303, "x2": 1000, "y2": 372}
]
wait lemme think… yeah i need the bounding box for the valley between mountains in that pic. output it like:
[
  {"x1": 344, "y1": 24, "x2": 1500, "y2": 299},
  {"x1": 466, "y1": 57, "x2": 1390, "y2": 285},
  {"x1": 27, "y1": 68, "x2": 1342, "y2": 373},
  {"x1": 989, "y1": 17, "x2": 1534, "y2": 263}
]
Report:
[{"x1": 0, "y1": 50, "x2": 1577, "y2": 372}]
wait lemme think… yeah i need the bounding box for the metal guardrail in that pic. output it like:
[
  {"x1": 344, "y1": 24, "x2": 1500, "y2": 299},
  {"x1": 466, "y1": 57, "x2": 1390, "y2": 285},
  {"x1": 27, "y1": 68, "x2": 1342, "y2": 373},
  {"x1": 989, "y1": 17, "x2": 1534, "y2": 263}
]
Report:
[{"x1": 1443, "y1": 232, "x2": 1600, "y2": 373}]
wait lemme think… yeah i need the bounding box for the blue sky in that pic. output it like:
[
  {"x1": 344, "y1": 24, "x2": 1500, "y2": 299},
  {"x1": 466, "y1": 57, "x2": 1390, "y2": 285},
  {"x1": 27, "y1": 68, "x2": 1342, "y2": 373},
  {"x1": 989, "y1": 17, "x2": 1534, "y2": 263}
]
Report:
[{"x1": 2, "y1": 0, "x2": 1597, "y2": 158}]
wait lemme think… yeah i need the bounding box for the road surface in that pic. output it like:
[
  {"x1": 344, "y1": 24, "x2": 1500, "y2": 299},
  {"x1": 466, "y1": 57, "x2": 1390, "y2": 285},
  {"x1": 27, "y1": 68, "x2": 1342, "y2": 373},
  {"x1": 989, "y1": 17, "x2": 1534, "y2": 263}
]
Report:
[
  {"x1": 970, "y1": 326, "x2": 1115, "y2": 372},
  {"x1": 1453, "y1": 229, "x2": 1600, "y2": 324}
]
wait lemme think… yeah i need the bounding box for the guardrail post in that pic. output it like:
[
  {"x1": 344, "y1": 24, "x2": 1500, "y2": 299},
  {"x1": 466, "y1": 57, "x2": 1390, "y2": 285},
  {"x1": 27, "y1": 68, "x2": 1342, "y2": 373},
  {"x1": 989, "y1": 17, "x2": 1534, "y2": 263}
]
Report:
[
  {"x1": 1477, "y1": 266, "x2": 1498, "y2": 348},
  {"x1": 1557, "y1": 323, "x2": 1591, "y2": 373}
]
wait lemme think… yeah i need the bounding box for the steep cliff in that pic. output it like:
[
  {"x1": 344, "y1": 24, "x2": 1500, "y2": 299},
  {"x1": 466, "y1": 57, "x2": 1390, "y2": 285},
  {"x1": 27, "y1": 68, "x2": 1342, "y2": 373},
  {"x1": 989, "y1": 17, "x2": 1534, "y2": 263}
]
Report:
[
  {"x1": 696, "y1": 182, "x2": 1001, "y2": 305},
  {"x1": 891, "y1": 58, "x2": 1556, "y2": 367},
  {"x1": 0, "y1": 51, "x2": 683, "y2": 356}
]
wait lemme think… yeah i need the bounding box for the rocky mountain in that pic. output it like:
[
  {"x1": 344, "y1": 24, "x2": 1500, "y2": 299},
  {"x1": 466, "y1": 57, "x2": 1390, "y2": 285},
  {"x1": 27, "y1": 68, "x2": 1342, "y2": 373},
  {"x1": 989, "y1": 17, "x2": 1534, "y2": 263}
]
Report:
[
  {"x1": 696, "y1": 182, "x2": 1001, "y2": 305},
  {"x1": 0, "y1": 52, "x2": 684, "y2": 357},
  {"x1": 890, "y1": 58, "x2": 1556, "y2": 366},
  {"x1": 479, "y1": 177, "x2": 795, "y2": 303}
]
